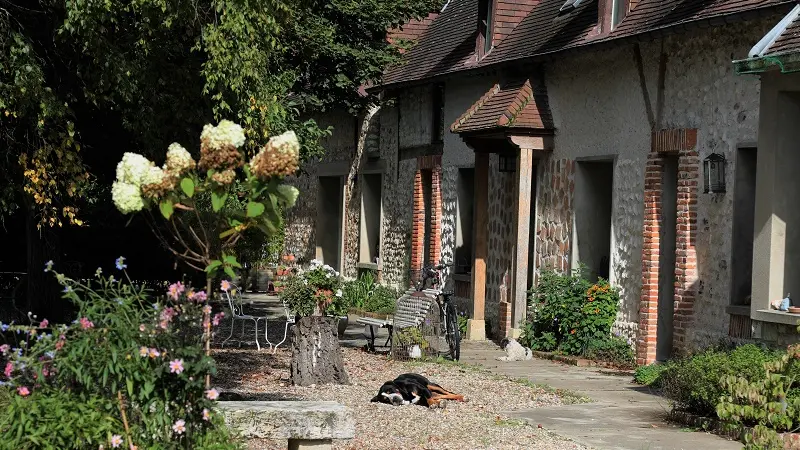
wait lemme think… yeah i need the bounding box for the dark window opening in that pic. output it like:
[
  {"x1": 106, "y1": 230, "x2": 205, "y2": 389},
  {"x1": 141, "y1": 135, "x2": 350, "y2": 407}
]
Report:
[
  {"x1": 455, "y1": 169, "x2": 475, "y2": 274},
  {"x1": 477, "y1": 0, "x2": 494, "y2": 57}
]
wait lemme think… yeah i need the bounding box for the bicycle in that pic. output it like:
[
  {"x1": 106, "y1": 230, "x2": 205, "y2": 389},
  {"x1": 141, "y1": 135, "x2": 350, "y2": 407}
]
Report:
[{"x1": 415, "y1": 263, "x2": 461, "y2": 361}]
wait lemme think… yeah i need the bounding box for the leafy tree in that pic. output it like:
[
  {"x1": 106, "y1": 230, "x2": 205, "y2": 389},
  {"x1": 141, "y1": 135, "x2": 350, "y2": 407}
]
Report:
[{"x1": 0, "y1": 0, "x2": 440, "y2": 312}]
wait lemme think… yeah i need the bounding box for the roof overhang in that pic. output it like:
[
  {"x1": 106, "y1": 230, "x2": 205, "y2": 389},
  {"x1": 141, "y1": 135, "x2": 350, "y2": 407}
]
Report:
[{"x1": 734, "y1": 50, "x2": 800, "y2": 74}]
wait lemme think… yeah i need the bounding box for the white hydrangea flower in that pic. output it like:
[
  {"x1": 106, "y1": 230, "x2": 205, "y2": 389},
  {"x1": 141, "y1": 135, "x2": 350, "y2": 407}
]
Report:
[
  {"x1": 310, "y1": 259, "x2": 322, "y2": 267},
  {"x1": 165, "y1": 143, "x2": 195, "y2": 173},
  {"x1": 116, "y1": 153, "x2": 155, "y2": 187},
  {"x1": 267, "y1": 130, "x2": 300, "y2": 157},
  {"x1": 143, "y1": 166, "x2": 165, "y2": 186},
  {"x1": 112, "y1": 181, "x2": 144, "y2": 214},
  {"x1": 335, "y1": 289, "x2": 342, "y2": 298},
  {"x1": 200, "y1": 120, "x2": 246, "y2": 149}
]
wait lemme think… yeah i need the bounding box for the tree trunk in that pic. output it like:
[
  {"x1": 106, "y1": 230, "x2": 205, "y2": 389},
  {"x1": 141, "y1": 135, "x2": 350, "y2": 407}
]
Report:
[{"x1": 290, "y1": 316, "x2": 349, "y2": 386}]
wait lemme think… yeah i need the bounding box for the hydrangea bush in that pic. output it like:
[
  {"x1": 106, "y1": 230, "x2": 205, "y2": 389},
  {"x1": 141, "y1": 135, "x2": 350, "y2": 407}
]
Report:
[
  {"x1": 111, "y1": 119, "x2": 300, "y2": 280},
  {"x1": 279, "y1": 260, "x2": 346, "y2": 317},
  {"x1": 0, "y1": 260, "x2": 240, "y2": 449}
]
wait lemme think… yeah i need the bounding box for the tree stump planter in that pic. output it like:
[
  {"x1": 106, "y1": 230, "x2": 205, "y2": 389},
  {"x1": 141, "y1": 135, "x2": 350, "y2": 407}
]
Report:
[{"x1": 290, "y1": 316, "x2": 350, "y2": 386}]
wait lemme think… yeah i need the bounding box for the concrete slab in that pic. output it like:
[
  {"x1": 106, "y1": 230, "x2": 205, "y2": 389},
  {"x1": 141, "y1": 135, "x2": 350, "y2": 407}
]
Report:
[{"x1": 460, "y1": 341, "x2": 741, "y2": 450}]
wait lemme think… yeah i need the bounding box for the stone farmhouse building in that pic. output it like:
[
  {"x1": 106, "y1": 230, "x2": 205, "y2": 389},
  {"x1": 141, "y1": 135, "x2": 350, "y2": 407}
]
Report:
[{"x1": 284, "y1": 0, "x2": 800, "y2": 364}]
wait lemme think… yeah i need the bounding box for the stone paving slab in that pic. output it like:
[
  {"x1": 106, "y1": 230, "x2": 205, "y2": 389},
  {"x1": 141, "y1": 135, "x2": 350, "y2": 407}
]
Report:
[{"x1": 460, "y1": 341, "x2": 741, "y2": 450}]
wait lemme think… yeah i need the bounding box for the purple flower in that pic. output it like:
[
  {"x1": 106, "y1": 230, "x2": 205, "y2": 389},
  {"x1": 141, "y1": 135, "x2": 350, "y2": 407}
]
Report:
[
  {"x1": 44, "y1": 260, "x2": 53, "y2": 272},
  {"x1": 115, "y1": 256, "x2": 127, "y2": 270}
]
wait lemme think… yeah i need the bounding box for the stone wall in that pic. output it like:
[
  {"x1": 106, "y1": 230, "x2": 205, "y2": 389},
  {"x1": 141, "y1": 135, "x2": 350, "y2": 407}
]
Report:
[
  {"x1": 545, "y1": 17, "x2": 775, "y2": 353},
  {"x1": 533, "y1": 157, "x2": 574, "y2": 276},
  {"x1": 485, "y1": 154, "x2": 516, "y2": 338}
]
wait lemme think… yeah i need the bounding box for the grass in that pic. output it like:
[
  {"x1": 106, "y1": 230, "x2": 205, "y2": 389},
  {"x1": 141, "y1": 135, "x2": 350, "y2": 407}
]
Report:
[
  {"x1": 493, "y1": 416, "x2": 527, "y2": 427},
  {"x1": 510, "y1": 377, "x2": 593, "y2": 405}
]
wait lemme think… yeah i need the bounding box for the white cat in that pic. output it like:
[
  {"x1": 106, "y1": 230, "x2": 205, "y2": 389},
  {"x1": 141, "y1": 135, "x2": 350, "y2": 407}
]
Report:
[{"x1": 496, "y1": 337, "x2": 533, "y2": 361}]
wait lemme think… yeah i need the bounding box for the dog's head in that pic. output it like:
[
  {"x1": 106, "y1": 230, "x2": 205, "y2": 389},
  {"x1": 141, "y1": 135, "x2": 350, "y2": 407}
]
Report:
[
  {"x1": 499, "y1": 337, "x2": 511, "y2": 350},
  {"x1": 370, "y1": 382, "x2": 405, "y2": 406}
]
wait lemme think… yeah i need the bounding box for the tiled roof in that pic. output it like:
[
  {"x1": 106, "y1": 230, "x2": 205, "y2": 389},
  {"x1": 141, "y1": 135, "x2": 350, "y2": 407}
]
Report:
[
  {"x1": 610, "y1": 0, "x2": 792, "y2": 38},
  {"x1": 492, "y1": 0, "x2": 541, "y2": 45},
  {"x1": 450, "y1": 78, "x2": 554, "y2": 133},
  {"x1": 383, "y1": 0, "x2": 795, "y2": 87},
  {"x1": 481, "y1": 0, "x2": 598, "y2": 64},
  {"x1": 383, "y1": 0, "x2": 479, "y2": 85},
  {"x1": 387, "y1": 13, "x2": 440, "y2": 49},
  {"x1": 746, "y1": 3, "x2": 800, "y2": 57}
]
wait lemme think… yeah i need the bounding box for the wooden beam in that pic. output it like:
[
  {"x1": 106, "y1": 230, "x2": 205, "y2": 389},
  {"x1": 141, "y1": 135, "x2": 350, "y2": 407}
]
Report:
[
  {"x1": 511, "y1": 148, "x2": 534, "y2": 331},
  {"x1": 471, "y1": 152, "x2": 489, "y2": 324}
]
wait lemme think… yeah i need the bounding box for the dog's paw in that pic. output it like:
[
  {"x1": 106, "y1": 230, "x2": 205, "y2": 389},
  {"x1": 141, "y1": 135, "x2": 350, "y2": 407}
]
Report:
[{"x1": 437, "y1": 399, "x2": 448, "y2": 409}]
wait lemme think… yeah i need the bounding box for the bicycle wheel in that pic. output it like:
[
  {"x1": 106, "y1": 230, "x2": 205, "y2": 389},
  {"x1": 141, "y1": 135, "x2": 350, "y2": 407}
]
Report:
[{"x1": 445, "y1": 302, "x2": 461, "y2": 361}]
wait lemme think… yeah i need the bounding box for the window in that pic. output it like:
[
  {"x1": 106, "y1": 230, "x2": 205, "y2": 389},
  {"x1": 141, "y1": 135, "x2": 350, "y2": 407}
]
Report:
[
  {"x1": 611, "y1": 0, "x2": 628, "y2": 28},
  {"x1": 432, "y1": 84, "x2": 445, "y2": 144},
  {"x1": 477, "y1": 0, "x2": 494, "y2": 57}
]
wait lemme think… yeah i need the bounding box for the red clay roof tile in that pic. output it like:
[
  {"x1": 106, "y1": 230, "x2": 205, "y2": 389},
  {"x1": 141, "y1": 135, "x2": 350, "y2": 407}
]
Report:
[{"x1": 451, "y1": 78, "x2": 554, "y2": 133}]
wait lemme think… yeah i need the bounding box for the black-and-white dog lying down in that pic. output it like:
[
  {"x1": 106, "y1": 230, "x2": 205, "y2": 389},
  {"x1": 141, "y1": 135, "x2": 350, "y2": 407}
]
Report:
[{"x1": 371, "y1": 373, "x2": 465, "y2": 408}]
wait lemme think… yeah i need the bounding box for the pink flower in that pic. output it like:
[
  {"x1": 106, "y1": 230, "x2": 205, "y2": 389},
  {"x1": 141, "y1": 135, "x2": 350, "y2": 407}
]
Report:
[
  {"x1": 139, "y1": 324, "x2": 146, "y2": 332},
  {"x1": 79, "y1": 317, "x2": 94, "y2": 329},
  {"x1": 148, "y1": 348, "x2": 160, "y2": 359},
  {"x1": 189, "y1": 290, "x2": 207, "y2": 302},
  {"x1": 205, "y1": 388, "x2": 219, "y2": 400},
  {"x1": 0, "y1": 344, "x2": 9, "y2": 354},
  {"x1": 220, "y1": 280, "x2": 231, "y2": 292},
  {"x1": 110, "y1": 435, "x2": 123, "y2": 448},
  {"x1": 212, "y1": 312, "x2": 225, "y2": 326},
  {"x1": 4, "y1": 362, "x2": 12, "y2": 377},
  {"x1": 55, "y1": 340, "x2": 65, "y2": 351},
  {"x1": 139, "y1": 346, "x2": 148, "y2": 357},
  {"x1": 167, "y1": 282, "x2": 185, "y2": 301},
  {"x1": 202, "y1": 305, "x2": 212, "y2": 315},
  {"x1": 172, "y1": 419, "x2": 186, "y2": 435},
  {"x1": 202, "y1": 408, "x2": 211, "y2": 421},
  {"x1": 17, "y1": 386, "x2": 29, "y2": 397},
  {"x1": 169, "y1": 359, "x2": 184, "y2": 374},
  {"x1": 39, "y1": 319, "x2": 49, "y2": 328}
]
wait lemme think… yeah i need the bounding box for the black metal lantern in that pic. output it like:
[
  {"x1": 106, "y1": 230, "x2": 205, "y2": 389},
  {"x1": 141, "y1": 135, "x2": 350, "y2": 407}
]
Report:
[
  {"x1": 499, "y1": 154, "x2": 516, "y2": 173},
  {"x1": 703, "y1": 153, "x2": 726, "y2": 193}
]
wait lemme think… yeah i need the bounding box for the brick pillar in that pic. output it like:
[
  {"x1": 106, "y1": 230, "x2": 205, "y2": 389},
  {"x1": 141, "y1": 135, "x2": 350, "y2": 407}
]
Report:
[
  {"x1": 430, "y1": 165, "x2": 443, "y2": 266},
  {"x1": 638, "y1": 129, "x2": 697, "y2": 366},
  {"x1": 638, "y1": 154, "x2": 662, "y2": 366},
  {"x1": 410, "y1": 170, "x2": 424, "y2": 282},
  {"x1": 673, "y1": 147, "x2": 699, "y2": 347}
]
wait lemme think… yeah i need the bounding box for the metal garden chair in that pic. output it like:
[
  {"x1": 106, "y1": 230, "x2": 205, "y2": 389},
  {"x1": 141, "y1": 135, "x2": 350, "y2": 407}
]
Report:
[
  {"x1": 221, "y1": 284, "x2": 269, "y2": 351},
  {"x1": 264, "y1": 297, "x2": 295, "y2": 353}
]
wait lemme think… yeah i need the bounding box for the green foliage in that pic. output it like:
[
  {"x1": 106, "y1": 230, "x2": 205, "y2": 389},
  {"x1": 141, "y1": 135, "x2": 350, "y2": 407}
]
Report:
[
  {"x1": 342, "y1": 272, "x2": 377, "y2": 310},
  {"x1": 395, "y1": 327, "x2": 428, "y2": 349},
  {"x1": 634, "y1": 363, "x2": 673, "y2": 387},
  {"x1": 715, "y1": 340, "x2": 800, "y2": 448},
  {"x1": 658, "y1": 344, "x2": 781, "y2": 417},
  {"x1": 1, "y1": 0, "x2": 442, "y2": 226},
  {"x1": 364, "y1": 285, "x2": 398, "y2": 315},
  {"x1": 584, "y1": 335, "x2": 635, "y2": 369},
  {"x1": 0, "y1": 263, "x2": 241, "y2": 449},
  {"x1": 522, "y1": 268, "x2": 620, "y2": 357},
  {"x1": 457, "y1": 310, "x2": 468, "y2": 336}
]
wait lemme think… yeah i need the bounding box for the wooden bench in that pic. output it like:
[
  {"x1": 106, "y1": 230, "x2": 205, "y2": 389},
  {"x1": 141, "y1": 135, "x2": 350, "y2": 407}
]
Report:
[
  {"x1": 356, "y1": 288, "x2": 436, "y2": 352},
  {"x1": 219, "y1": 400, "x2": 354, "y2": 450}
]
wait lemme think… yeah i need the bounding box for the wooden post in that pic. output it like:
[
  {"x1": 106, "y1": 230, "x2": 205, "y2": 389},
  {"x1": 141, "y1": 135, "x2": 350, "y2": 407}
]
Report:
[
  {"x1": 511, "y1": 148, "x2": 534, "y2": 335},
  {"x1": 467, "y1": 152, "x2": 489, "y2": 340}
]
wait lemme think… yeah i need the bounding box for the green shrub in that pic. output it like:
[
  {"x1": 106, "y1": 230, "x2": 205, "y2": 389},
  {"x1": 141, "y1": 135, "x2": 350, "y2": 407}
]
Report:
[
  {"x1": 279, "y1": 260, "x2": 344, "y2": 317},
  {"x1": 660, "y1": 344, "x2": 781, "y2": 417},
  {"x1": 523, "y1": 267, "x2": 619, "y2": 356},
  {"x1": 634, "y1": 363, "x2": 673, "y2": 387},
  {"x1": 584, "y1": 335, "x2": 635, "y2": 368},
  {"x1": 0, "y1": 261, "x2": 241, "y2": 449},
  {"x1": 364, "y1": 286, "x2": 398, "y2": 314}
]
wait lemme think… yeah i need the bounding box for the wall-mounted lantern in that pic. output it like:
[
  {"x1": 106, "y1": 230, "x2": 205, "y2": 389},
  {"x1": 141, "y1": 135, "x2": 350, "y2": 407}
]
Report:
[
  {"x1": 703, "y1": 153, "x2": 726, "y2": 194},
  {"x1": 499, "y1": 154, "x2": 516, "y2": 173}
]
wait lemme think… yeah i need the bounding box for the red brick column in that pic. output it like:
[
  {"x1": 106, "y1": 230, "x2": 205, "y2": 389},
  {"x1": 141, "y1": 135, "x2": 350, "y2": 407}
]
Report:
[
  {"x1": 410, "y1": 170, "x2": 424, "y2": 282},
  {"x1": 430, "y1": 165, "x2": 442, "y2": 265},
  {"x1": 637, "y1": 129, "x2": 697, "y2": 366},
  {"x1": 638, "y1": 154, "x2": 663, "y2": 366},
  {"x1": 410, "y1": 155, "x2": 443, "y2": 283},
  {"x1": 674, "y1": 146, "x2": 699, "y2": 347}
]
